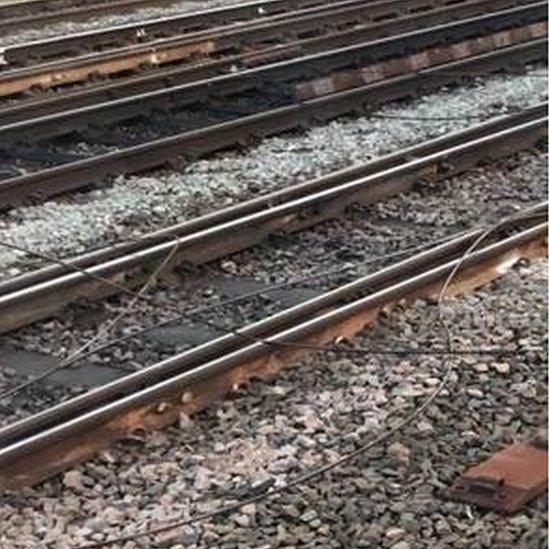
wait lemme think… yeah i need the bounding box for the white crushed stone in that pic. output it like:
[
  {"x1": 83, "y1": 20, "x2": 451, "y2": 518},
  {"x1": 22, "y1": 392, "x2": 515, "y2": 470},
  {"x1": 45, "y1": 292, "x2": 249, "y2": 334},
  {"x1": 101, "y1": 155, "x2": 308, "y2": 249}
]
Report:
[{"x1": 0, "y1": 68, "x2": 546, "y2": 278}]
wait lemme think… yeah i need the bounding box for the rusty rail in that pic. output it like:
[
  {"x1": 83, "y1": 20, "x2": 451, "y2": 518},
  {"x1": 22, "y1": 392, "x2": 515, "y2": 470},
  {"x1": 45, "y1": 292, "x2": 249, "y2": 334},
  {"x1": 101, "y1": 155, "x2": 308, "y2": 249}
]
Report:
[
  {"x1": 0, "y1": 32, "x2": 545, "y2": 209},
  {"x1": 1, "y1": 5, "x2": 545, "y2": 137},
  {"x1": 0, "y1": 206, "x2": 545, "y2": 489},
  {"x1": 0, "y1": 0, "x2": 532, "y2": 113},
  {"x1": 0, "y1": 0, "x2": 539, "y2": 98},
  {"x1": 0, "y1": 105, "x2": 545, "y2": 334}
]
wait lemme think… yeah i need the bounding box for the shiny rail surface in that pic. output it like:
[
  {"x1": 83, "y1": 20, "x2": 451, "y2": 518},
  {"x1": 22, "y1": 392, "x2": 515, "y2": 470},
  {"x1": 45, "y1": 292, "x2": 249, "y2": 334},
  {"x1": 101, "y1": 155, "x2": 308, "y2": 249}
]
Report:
[
  {"x1": 0, "y1": 204, "x2": 545, "y2": 489},
  {"x1": 0, "y1": 29, "x2": 545, "y2": 209},
  {"x1": 0, "y1": 105, "x2": 545, "y2": 334}
]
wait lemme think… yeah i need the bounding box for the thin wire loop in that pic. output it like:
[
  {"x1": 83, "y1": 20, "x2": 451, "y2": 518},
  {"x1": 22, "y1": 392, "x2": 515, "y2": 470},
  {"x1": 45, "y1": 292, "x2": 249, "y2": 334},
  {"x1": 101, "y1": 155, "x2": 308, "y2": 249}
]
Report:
[{"x1": 71, "y1": 209, "x2": 543, "y2": 548}]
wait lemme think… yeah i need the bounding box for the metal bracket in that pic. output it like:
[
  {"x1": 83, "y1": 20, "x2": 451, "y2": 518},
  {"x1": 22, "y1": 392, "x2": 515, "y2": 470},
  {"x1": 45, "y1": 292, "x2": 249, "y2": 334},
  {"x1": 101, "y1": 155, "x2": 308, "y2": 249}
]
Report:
[{"x1": 446, "y1": 443, "x2": 548, "y2": 514}]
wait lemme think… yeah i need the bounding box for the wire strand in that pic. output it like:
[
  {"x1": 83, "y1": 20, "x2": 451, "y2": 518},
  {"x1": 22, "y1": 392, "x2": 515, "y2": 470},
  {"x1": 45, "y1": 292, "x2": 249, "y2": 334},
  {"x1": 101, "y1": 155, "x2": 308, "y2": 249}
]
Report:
[
  {"x1": 1, "y1": 209, "x2": 544, "y2": 403},
  {"x1": 0, "y1": 239, "x2": 181, "y2": 399},
  {"x1": 73, "y1": 209, "x2": 537, "y2": 549},
  {"x1": 3, "y1": 192, "x2": 545, "y2": 403},
  {"x1": 0, "y1": 228, "x2": 472, "y2": 400}
]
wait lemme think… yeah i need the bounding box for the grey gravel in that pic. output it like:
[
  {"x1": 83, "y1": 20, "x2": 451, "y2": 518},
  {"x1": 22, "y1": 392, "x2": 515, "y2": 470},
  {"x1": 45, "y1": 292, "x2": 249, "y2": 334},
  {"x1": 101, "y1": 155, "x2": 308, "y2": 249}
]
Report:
[
  {"x1": 1, "y1": 148, "x2": 545, "y2": 424},
  {"x1": 0, "y1": 63, "x2": 546, "y2": 549},
  {"x1": 0, "y1": 66, "x2": 546, "y2": 279},
  {"x1": 0, "y1": 256, "x2": 545, "y2": 548}
]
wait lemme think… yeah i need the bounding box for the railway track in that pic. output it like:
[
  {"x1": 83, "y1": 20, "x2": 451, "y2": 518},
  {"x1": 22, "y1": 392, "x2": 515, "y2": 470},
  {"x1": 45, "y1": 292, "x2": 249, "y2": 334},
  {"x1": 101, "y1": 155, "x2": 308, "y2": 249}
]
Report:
[
  {"x1": 0, "y1": 0, "x2": 546, "y2": 542},
  {"x1": 1, "y1": 0, "x2": 343, "y2": 60},
  {"x1": 0, "y1": 0, "x2": 182, "y2": 35},
  {"x1": 0, "y1": 104, "x2": 545, "y2": 334},
  {"x1": 0, "y1": 0, "x2": 532, "y2": 109},
  {"x1": 0, "y1": 201, "x2": 545, "y2": 490},
  {"x1": 0, "y1": 4, "x2": 545, "y2": 208},
  {"x1": 0, "y1": 0, "x2": 500, "y2": 95}
]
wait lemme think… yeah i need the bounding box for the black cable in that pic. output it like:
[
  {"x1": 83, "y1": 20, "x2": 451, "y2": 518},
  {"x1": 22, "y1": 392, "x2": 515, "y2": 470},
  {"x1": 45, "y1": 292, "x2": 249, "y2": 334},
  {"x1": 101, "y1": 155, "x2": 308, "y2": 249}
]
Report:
[
  {"x1": 73, "y1": 209, "x2": 541, "y2": 549},
  {"x1": 1, "y1": 207, "x2": 545, "y2": 402},
  {"x1": 0, "y1": 229, "x2": 471, "y2": 400}
]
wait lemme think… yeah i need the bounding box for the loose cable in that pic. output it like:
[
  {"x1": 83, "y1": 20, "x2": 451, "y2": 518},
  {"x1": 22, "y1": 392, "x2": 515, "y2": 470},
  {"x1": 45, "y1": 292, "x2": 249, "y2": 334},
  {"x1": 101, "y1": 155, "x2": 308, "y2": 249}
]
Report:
[{"x1": 73, "y1": 209, "x2": 536, "y2": 549}]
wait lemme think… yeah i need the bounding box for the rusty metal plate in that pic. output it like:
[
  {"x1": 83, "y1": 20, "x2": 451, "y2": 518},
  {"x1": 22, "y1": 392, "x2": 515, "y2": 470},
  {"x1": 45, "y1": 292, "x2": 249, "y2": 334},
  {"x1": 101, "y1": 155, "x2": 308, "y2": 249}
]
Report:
[{"x1": 447, "y1": 443, "x2": 548, "y2": 513}]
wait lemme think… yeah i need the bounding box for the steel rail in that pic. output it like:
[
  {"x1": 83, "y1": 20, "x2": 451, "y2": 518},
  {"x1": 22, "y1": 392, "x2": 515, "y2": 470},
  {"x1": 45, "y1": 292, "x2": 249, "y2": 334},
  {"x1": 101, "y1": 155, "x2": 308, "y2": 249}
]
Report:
[
  {"x1": 0, "y1": 107, "x2": 545, "y2": 334},
  {"x1": 0, "y1": 0, "x2": 492, "y2": 98},
  {"x1": 0, "y1": 210, "x2": 545, "y2": 489},
  {"x1": 2, "y1": 104, "x2": 543, "y2": 299},
  {"x1": 3, "y1": 104, "x2": 548, "y2": 295},
  {"x1": 0, "y1": 4, "x2": 544, "y2": 138},
  {"x1": 1, "y1": 0, "x2": 352, "y2": 62},
  {"x1": 0, "y1": 0, "x2": 529, "y2": 116},
  {"x1": 0, "y1": 0, "x2": 181, "y2": 35},
  {"x1": 0, "y1": 1, "x2": 547, "y2": 102},
  {"x1": 3, "y1": 0, "x2": 461, "y2": 64},
  {"x1": 0, "y1": 36, "x2": 545, "y2": 209}
]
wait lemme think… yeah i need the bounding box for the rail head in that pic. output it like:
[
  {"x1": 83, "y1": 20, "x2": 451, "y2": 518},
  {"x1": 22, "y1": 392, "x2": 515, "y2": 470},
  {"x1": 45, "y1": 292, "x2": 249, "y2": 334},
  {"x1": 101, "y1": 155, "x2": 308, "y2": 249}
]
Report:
[{"x1": 0, "y1": 211, "x2": 545, "y2": 489}]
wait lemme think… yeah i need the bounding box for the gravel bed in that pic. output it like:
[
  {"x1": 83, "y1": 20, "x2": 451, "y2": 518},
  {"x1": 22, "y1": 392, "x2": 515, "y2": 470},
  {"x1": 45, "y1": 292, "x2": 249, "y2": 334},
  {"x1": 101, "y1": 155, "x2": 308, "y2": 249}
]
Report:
[
  {"x1": 0, "y1": 0, "x2": 246, "y2": 48},
  {"x1": 0, "y1": 66, "x2": 546, "y2": 280},
  {"x1": 0, "y1": 122, "x2": 546, "y2": 546},
  {"x1": 0, "y1": 254, "x2": 545, "y2": 548},
  {"x1": 1, "y1": 149, "x2": 545, "y2": 421}
]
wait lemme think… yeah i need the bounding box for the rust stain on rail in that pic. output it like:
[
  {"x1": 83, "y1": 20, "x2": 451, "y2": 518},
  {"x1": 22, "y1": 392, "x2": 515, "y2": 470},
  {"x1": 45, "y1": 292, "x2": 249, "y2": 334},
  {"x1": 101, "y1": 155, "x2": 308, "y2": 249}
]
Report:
[
  {"x1": 296, "y1": 21, "x2": 548, "y2": 100},
  {"x1": 0, "y1": 231, "x2": 545, "y2": 490},
  {"x1": 0, "y1": 39, "x2": 218, "y2": 97}
]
